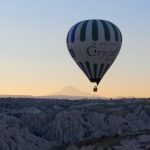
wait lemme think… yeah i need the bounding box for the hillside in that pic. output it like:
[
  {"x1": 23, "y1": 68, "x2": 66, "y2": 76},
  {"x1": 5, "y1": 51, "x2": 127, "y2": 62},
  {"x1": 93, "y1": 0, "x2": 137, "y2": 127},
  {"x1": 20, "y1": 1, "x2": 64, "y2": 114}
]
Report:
[{"x1": 0, "y1": 97, "x2": 150, "y2": 150}]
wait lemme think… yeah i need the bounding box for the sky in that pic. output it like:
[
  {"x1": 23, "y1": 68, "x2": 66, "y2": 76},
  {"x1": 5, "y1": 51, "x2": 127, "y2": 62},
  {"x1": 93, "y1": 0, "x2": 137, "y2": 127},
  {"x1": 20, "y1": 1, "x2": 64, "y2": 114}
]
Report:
[{"x1": 0, "y1": 0, "x2": 150, "y2": 98}]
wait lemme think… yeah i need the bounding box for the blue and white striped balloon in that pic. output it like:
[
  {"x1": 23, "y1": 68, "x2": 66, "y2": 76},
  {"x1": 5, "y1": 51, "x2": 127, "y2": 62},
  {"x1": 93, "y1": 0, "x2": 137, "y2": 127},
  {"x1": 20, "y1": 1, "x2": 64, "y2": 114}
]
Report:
[{"x1": 66, "y1": 19, "x2": 122, "y2": 91}]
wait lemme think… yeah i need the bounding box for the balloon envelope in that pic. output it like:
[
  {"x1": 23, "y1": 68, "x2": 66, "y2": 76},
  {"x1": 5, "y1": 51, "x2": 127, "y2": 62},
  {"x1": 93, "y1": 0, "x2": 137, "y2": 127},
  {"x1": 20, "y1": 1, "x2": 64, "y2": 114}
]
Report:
[{"x1": 66, "y1": 19, "x2": 122, "y2": 86}]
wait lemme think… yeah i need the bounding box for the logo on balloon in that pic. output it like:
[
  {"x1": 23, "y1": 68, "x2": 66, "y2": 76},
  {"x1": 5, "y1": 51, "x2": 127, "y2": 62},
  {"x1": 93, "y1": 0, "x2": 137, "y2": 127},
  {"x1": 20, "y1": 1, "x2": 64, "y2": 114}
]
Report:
[{"x1": 87, "y1": 45, "x2": 118, "y2": 60}]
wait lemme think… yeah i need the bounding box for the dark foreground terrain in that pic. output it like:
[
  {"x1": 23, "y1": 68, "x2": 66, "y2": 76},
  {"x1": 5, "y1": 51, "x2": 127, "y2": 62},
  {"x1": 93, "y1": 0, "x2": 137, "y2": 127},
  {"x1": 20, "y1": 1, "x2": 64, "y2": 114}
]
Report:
[{"x1": 0, "y1": 97, "x2": 150, "y2": 150}]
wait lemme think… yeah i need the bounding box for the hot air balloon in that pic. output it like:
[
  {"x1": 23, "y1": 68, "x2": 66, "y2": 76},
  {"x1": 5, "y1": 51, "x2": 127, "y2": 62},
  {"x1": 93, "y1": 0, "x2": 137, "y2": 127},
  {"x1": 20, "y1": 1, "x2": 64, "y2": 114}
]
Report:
[{"x1": 66, "y1": 19, "x2": 122, "y2": 92}]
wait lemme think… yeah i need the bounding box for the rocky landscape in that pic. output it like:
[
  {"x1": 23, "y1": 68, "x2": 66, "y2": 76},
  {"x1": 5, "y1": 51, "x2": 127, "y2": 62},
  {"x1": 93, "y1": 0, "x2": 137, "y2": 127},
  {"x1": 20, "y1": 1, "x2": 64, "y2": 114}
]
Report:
[{"x1": 0, "y1": 97, "x2": 150, "y2": 150}]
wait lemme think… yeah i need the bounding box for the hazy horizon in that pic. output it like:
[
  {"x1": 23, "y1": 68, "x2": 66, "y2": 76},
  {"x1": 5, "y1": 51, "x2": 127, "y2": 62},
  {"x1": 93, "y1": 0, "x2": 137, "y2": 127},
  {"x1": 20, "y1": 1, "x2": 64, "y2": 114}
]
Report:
[
  {"x1": 0, "y1": 86, "x2": 149, "y2": 99},
  {"x1": 0, "y1": 0, "x2": 150, "y2": 97}
]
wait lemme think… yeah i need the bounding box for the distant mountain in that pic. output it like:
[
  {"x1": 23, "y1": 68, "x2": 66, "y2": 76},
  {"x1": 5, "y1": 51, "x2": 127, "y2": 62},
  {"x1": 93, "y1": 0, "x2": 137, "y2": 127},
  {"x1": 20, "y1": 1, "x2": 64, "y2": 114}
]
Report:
[
  {"x1": 42, "y1": 86, "x2": 104, "y2": 100},
  {"x1": 52, "y1": 86, "x2": 92, "y2": 96}
]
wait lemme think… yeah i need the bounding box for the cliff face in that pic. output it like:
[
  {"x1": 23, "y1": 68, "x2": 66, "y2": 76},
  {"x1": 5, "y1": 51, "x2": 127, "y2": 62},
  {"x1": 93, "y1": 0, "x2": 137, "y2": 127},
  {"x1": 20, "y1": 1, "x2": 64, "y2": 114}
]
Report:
[{"x1": 0, "y1": 98, "x2": 150, "y2": 150}]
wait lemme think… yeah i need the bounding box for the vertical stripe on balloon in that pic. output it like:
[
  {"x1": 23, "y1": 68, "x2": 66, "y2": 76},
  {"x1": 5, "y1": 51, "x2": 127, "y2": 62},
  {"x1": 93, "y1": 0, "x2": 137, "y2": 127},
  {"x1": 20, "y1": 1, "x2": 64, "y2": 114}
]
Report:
[
  {"x1": 102, "y1": 64, "x2": 110, "y2": 76},
  {"x1": 78, "y1": 62, "x2": 89, "y2": 77},
  {"x1": 93, "y1": 64, "x2": 97, "y2": 78},
  {"x1": 66, "y1": 30, "x2": 70, "y2": 44},
  {"x1": 71, "y1": 22, "x2": 81, "y2": 43},
  {"x1": 92, "y1": 20, "x2": 98, "y2": 41},
  {"x1": 101, "y1": 20, "x2": 110, "y2": 41},
  {"x1": 119, "y1": 30, "x2": 122, "y2": 42},
  {"x1": 85, "y1": 61, "x2": 92, "y2": 78},
  {"x1": 80, "y1": 21, "x2": 88, "y2": 42},
  {"x1": 98, "y1": 64, "x2": 104, "y2": 78},
  {"x1": 109, "y1": 22, "x2": 119, "y2": 42}
]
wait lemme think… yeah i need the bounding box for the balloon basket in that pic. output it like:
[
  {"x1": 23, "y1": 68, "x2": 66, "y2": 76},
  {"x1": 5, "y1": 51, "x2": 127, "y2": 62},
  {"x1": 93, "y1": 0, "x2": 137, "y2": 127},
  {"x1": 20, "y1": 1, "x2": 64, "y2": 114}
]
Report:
[{"x1": 93, "y1": 86, "x2": 98, "y2": 92}]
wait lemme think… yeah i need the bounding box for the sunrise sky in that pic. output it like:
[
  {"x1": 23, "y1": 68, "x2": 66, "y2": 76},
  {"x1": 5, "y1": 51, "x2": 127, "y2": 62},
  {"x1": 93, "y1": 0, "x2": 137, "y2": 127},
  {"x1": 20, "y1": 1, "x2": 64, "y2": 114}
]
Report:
[{"x1": 0, "y1": 0, "x2": 150, "y2": 98}]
